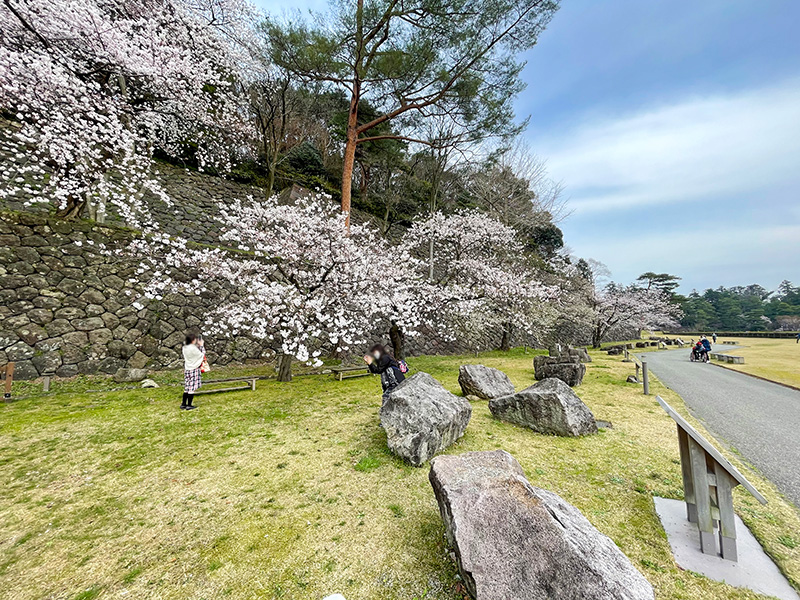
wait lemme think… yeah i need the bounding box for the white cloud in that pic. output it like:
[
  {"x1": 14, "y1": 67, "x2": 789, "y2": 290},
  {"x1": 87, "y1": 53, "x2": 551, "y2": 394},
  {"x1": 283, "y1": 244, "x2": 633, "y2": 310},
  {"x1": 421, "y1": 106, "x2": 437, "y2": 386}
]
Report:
[{"x1": 537, "y1": 79, "x2": 800, "y2": 214}]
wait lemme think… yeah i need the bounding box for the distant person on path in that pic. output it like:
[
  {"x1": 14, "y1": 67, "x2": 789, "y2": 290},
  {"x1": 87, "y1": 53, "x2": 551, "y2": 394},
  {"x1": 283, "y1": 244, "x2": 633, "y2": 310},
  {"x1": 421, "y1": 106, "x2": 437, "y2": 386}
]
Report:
[
  {"x1": 712, "y1": 332, "x2": 718, "y2": 343},
  {"x1": 796, "y1": 332, "x2": 799, "y2": 344},
  {"x1": 182, "y1": 334, "x2": 205, "y2": 410},
  {"x1": 364, "y1": 344, "x2": 405, "y2": 399}
]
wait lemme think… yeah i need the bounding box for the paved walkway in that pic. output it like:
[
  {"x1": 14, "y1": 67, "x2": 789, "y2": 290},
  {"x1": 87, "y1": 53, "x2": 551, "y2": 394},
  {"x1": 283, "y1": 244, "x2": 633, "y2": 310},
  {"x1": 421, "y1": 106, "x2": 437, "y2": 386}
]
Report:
[{"x1": 640, "y1": 347, "x2": 800, "y2": 508}]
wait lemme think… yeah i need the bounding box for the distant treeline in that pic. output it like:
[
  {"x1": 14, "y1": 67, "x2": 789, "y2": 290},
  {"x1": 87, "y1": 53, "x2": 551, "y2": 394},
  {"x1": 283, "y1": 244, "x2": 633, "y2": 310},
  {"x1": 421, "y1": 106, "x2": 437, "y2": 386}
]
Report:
[{"x1": 678, "y1": 281, "x2": 800, "y2": 331}]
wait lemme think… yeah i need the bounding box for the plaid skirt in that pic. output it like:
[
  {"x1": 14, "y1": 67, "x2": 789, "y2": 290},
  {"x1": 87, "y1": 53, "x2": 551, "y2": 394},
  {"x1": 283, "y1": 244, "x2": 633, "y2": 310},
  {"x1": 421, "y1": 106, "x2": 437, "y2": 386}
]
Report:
[{"x1": 184, "y1": 368, "x2": 202, "y2": 393}]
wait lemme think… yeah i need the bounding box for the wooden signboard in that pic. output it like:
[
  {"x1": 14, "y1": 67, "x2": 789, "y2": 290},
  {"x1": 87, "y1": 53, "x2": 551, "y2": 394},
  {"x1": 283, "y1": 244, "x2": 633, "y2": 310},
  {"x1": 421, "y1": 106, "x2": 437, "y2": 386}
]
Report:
[{"x1": 656, "y1": 396, "x2": 766, "y2": 561}]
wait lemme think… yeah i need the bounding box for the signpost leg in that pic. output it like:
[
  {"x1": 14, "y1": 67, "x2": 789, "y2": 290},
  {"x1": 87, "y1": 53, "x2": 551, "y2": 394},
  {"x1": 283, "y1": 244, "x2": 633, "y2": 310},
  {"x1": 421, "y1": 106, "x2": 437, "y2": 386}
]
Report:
[
  {"x1": 714, "y1": 463, "x2": 738, "y2": 561},
  {"x1": 689, "y1": 438, "x2": 716, "y2": 555},
  {"x1": 677, "y1": 426, "x2": 697, "y2": 523}
]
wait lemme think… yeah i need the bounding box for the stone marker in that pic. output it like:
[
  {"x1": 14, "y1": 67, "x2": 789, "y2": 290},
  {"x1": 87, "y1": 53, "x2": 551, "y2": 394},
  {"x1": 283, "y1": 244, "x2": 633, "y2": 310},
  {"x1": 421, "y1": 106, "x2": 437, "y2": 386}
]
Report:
[
  {"x1": 458, "y1": 364, "x2": 515, "y2": 400},
  {"x1": 489, "y1": 377, "x2": 597, "y2": 436},
  {"x1": 380, "y1": 372, "x2": 471, "y2": 467},
  {"x1": 113, "y1": 367, "x2": 149, "y2": 382},
  {"x1": 141, "y1": 378, "x2": 159, "y2": 388},
  {"x1": 533, "y1": 354, "x2": 586, "y2": 387},
  {"x1": 429, "y1": 451, "x2": 655, "y2": 600}
]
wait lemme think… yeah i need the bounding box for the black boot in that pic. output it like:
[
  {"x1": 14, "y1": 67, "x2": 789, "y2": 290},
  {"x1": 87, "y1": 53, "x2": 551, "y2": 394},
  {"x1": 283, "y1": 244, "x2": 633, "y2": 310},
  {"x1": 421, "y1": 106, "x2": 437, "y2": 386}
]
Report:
[
  {"x1": 185, "y1": 394, "x2": 197, "y2": 410},
  {"x1": 180, "y1": 392, "x2": 188, "y2": 409}
]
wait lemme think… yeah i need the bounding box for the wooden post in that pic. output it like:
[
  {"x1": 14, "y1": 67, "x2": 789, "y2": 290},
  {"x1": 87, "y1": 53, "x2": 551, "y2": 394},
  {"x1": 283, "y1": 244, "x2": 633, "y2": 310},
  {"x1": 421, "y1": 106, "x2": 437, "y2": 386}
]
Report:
[
  {"x1": 677, "y1": 426, "x2": 697, "y2": 523},
  {"x1": 641, "y1": 358, "x2": 650, "y2": 395},
  {"x1": 689, "y1": 438, "x2": 716, "y2": 555},
  {"x1": 714, "y1": 462, "x2": 738, "y2": 561},
  {"x1": 3, "y1": 362, "x2": 13, "y2": 401}
]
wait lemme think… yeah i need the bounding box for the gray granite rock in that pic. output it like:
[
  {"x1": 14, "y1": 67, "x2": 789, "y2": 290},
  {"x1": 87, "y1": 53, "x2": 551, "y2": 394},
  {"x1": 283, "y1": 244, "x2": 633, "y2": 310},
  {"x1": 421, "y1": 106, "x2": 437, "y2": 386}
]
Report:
[
  {"x1": 380, "y1": 372, "x2": 472, "y2": 467},
  {"x1": 458, "y1": 364, "x2": 515, "y2": 400},
  {"x1": 533, "y1": 354, "x2": 586, "y2": 387},
  {"x1": 429, "y1": 450, "x2": 654, "y2": 600},
  {"x1": 489, "y1": 378, "x2": 598, "y2": 436}
]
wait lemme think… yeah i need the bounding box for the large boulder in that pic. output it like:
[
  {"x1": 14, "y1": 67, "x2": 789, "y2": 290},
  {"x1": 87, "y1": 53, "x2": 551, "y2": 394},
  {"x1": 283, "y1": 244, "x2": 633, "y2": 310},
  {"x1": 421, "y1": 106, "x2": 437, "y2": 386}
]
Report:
[
  {"x1": 458, "y1": 364, "x2": 515, "y2": 400},
  {"x1": 380, "y1": 372, "x2": 471, "y2": 467},
  {"x1": 533, "y1": 354, "x2": 586, "y2": 387},
  {"x1": 489, "y1": 378, "x2": 597, "y2": 436},
  {"x1": 429, "y1": 451, "x2": 654, "y2": 600}
]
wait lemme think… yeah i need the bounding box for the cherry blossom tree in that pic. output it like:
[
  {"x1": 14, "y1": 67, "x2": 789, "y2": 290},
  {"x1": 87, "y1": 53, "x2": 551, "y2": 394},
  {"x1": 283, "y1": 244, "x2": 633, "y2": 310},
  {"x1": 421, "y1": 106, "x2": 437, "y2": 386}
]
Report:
[
  {"x1": 402, "y1": 210, "x2": 555, "y2": 351},
  {"x1": 0, "y1": 0, "x2": 257, "y2": 222},
  {"x1": 588, "y1": 283, "x2": 682, "y2": 348},
  {"x1": 132, "y1": 193, "x2": 422, "y2": 380}
]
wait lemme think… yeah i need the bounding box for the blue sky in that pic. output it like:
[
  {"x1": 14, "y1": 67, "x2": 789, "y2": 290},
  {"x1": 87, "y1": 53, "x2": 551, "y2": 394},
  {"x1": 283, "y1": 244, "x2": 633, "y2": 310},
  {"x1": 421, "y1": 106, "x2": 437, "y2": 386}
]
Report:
[{"x1": 254, "y1": 0, "x2": 800, "y2": 293}]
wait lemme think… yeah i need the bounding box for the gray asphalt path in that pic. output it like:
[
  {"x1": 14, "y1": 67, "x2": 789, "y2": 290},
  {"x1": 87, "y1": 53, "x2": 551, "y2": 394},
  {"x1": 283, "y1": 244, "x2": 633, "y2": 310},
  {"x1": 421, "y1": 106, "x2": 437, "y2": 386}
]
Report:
[{"x1": 640, "y1": 347, "x2": 800, "y2": 508}]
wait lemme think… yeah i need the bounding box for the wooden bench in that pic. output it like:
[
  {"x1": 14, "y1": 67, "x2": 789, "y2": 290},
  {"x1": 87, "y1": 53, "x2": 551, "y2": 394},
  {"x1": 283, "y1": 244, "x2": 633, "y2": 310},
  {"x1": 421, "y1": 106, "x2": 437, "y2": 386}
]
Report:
[
  {"x1": 657, "y1": 396, "x2": 766, "y2": 561},
  {"x1": 194, "y1": 376, "x2": 258, "y2": 395},
  {"x1": 330, "y1": 365, "x2": 372, "y2": 381}
]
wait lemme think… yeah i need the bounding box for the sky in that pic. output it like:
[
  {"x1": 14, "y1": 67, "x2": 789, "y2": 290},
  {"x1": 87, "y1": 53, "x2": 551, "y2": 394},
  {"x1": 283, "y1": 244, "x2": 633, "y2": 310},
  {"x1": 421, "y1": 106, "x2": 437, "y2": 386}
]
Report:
[{"x1": 253, "y1": 0, "x2": 800, "y2": 293}]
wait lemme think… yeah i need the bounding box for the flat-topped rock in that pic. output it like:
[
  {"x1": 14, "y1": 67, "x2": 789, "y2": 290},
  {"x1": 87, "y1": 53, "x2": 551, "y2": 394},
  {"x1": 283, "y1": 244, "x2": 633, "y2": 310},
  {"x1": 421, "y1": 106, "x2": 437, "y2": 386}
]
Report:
[
  {"x1": 489, "y1": 377, "x2": 597, "y2": 436},
  {"x1": 458, "y1": 364, "x2": 515, "y2": 399},
  {"x1": 429, "y1": 450, "x2": 654, "y2": 600},
  {"x1": 380, "y1": 372, "x2": 471, "y2": 467},
  {"x1": 533, "y1": 354, "x2": 586, "y2": 386}
]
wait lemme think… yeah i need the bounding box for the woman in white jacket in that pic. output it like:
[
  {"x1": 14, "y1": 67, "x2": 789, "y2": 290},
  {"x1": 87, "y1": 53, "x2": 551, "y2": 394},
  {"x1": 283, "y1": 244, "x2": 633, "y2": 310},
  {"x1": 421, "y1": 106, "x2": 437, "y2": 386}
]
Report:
[{"x1": 181, "y1": 334, "x2": 205, "y2": 410}]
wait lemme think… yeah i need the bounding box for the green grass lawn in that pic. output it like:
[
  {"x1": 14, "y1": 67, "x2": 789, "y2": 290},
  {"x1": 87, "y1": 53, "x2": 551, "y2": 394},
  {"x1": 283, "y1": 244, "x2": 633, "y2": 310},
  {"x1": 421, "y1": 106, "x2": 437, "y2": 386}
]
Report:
[
  {"x1": 1, "y1": 349, "x2": 799, "y2": 600},
  {"x1": 710, "y1": 337, "x2": 800, "y2": 388}
]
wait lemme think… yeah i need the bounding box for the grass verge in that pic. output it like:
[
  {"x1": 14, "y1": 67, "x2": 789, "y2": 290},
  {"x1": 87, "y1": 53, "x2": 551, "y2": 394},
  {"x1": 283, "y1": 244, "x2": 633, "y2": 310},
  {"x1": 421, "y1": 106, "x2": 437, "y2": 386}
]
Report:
[
  {"x1": 708, "y1": 337, "x2": 800, "y2": 388},
  {"x1": 1, "y1": 348, "x2": 798, "y2": 600}
]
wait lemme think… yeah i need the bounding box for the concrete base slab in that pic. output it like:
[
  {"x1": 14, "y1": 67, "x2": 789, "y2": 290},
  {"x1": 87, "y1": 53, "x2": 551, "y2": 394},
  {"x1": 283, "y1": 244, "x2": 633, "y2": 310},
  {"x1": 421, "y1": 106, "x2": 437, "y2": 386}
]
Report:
[{"x1": 654, "y1": 497, "x2": 799, "y2": 600}]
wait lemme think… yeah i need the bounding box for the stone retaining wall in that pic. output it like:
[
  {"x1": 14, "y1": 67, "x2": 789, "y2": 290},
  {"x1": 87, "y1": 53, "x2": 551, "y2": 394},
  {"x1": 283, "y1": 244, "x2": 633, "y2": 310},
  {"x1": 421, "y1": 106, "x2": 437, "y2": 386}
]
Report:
[{"x1": 0, "y1": 211, "x2": 276, "y2": 379}]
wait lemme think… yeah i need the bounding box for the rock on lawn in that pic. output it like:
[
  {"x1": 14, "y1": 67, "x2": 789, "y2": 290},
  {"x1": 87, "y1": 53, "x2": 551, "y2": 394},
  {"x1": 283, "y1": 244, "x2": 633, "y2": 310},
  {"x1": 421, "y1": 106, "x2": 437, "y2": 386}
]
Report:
[
  {"x1": 429, "y1": 450, "x2": 654, "y2": 600},
  {"x1": 380, "y1": 372, "x2": 471, "y2": 467}
]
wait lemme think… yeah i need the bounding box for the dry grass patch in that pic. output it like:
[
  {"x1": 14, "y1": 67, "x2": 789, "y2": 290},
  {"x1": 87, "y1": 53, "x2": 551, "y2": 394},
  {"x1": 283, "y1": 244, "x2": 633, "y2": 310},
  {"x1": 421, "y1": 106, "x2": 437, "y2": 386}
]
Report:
[{"x1": 0, "y1": 348, "x2": 798, "y2": 600}]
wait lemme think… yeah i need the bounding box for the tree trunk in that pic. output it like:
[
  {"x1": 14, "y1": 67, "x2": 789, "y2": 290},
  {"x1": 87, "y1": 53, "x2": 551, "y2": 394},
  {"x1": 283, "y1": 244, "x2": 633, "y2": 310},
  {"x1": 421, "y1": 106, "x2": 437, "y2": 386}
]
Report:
[
  {"x1": 276, "y1": 353, "x2": 292, "y2": 382},
  {"x1": 389, "y1": 321, "x2": 406, "y2": 360},
  {"x1": 499, "y1": 322, "x2": 512, "y2": 352},
  {"x1": 428, "y1": 238, "x2": 435, "y2": 280},
  {"x1": 57, "y1": 195, "x2": 87, "y2": 220},
  {"x1": 340, "y1": 75, "x2": 361, "y2": 231},
  {"x1": 266, "y1": 155, "x2": 277, "y2": 198},
  {"x1": 592, "y1": 326, "x2": 602, "y2": 349}
]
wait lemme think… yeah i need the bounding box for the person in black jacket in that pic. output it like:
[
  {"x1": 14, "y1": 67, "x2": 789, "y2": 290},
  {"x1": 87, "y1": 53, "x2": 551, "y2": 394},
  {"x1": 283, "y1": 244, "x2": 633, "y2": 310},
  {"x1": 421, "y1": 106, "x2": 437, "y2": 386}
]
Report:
[{"x1": 364, "y1": 343, "x2": 405, "y2": 398}]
